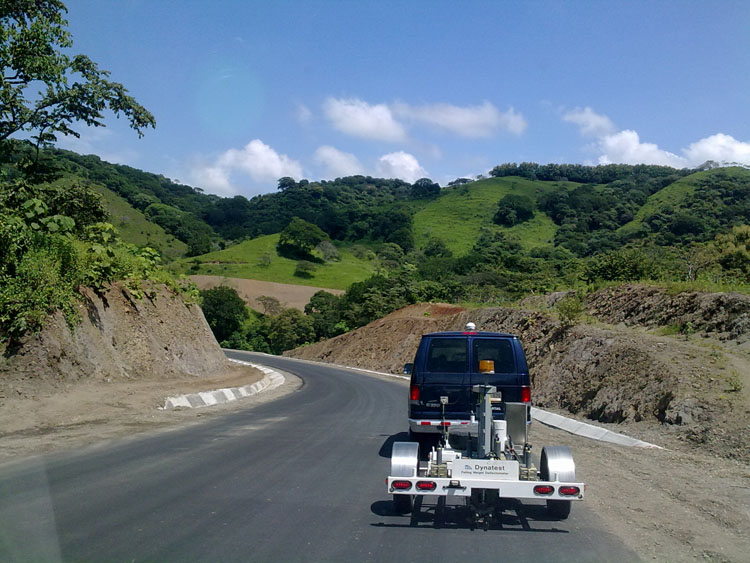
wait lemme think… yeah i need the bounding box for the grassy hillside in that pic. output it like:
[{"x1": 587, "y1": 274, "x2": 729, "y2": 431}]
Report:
[
  {"x1": 619, "y1": 167, "x2": 750, "y2": 237},
  {"x1": 91, "y1": 184, "x2": 188, "y2": 260},
  {"x1": 174, "y1": 234, "x2": 378, "y2": 290},
  {"x1": 413, "y1": 177, "x2": 575, "y2": 254}
]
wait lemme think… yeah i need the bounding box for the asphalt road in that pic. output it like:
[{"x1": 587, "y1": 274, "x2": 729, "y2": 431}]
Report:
[{"x1": 0, "y1": 352, "x2": 638, "y2": 562}]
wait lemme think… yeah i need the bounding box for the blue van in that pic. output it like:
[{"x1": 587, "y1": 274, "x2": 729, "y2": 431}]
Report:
[{"x1": 405, "y1": 330, "x2": 531, "y2": 439}]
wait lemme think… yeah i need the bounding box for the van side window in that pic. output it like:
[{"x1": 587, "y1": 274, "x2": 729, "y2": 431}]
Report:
[
  {"x1": 473, "y1": 339, "x2": 515, "y2": 373},
  {"x1": 426, "y1": 338, "x2": 468, "y2": 373}
]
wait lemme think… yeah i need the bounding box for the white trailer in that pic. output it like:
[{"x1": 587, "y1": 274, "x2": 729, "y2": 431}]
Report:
[{"x1": 387, "y1": 384, "x2": 584, "y2": 527}]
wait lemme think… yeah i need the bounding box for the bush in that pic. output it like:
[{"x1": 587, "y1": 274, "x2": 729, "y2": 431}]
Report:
[
  {"x1": 556, "y1": 295, "x2": 584, "y2": 330},
  {"x1": 294, "y1": 260, "x2": 316, "y2": 278}
]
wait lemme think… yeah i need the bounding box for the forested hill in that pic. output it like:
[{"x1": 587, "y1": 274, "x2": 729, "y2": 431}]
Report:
[{"x1": 37, "y1": 145, "x2": 749, "y2": 262}]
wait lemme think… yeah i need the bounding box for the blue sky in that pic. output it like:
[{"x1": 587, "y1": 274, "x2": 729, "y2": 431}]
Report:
[{"x1": 56, "y1": 0, "x2": 750, "y2": 197}]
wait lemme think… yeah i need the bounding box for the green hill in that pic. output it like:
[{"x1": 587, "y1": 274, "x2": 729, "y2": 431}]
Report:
[
  {"x1": 91, "y1": 183, "x2": 188, "y2": 260},
  {"x1": 413, "y1": 177, "x2": 573, "y2": 254},
  {"x1": 174, "y1": 234, "x2": 378, "y2": 290},
  {"x1": 619, "y1": 167, "x2": 750, "y2": 238}
]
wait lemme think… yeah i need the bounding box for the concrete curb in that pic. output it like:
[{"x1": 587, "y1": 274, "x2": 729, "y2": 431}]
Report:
[
  {"x1": 161, "y1": 360, "x2": 285, "y2": 410},
  {"x1": 273, "y1": 354, "x2": 662, "y2": 449},
  {"x1": 530, "y1": 407, "x2": 663, "y2": 449}
]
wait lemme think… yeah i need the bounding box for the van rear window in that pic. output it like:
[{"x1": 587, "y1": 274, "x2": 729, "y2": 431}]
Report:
[
  {"x1": 426, "y1": 338, "x2": 468, "y2": 373},
  {"x1": 473, "y1": 339, "x2": 515, "y2": 373}
]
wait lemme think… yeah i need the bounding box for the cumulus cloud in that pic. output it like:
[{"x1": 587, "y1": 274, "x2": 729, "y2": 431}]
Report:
[
  {"x1": 598, "y1": 130, "x2": 686, "y2": 167},
  {"x1": 323, "y1": 97, "x2": 406, "y2": 142},
  {"x1": 191, "y1": 165, "x2": 235, "y2": 196},
  {"x1": 563, "y1": 107, "x2": 750, "y2": 168},
  {"x1": 393, "y1": 101, "x2": 527, "y2": 137},
  {"x1": 683, "y1": 133, "x2": 750, "y2": 165},
  {"x1": 376, "y1": 151, "x2": 428, "y2": 183},
  {"x1": 562, "y1": 106, "x2": 616, "y2": 137},
  {"x1": 217, "y1": 139, "x2": 303, "y2": 181},
  {"x1": 313, "y1": 145, "x2": 364, "y2": 178},
  {"x1": 191, "y1": 139, "x2": 302, "y2": 195}
]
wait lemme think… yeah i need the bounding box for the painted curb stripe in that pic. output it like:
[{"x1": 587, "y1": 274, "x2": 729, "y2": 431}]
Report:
[{"x1": 161, "y1": 360, "x2": 285, "y2": 410}]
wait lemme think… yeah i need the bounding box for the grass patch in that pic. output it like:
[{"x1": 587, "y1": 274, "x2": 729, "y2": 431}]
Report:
[
  {"x1": 90, "y1": 183, "x2": 188, "y2": 260},
  {"x1": 414, "y1": 177, "x2": 573, "y2": 255},
  {"x1": 173, "y1": 234, "x2": 377, "y2": 290}
]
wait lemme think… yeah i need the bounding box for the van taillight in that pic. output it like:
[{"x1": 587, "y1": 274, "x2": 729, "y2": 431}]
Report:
[
  {"x1": 410, "y1": 385, "x2": 420, "y2": 401},
  {"x1": 521, "y1": 385, "x2": 531, "y2": 403}
]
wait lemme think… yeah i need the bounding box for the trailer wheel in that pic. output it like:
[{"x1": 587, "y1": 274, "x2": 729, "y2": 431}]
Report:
[
  {"x1": 393, "y1": 493, "x2": 413, "y2": 514},
  {"x1": 546, "y1": 499, "x2": 571, "y2": 519},
  {"x1": 540, "y1": 446, "x2": 576, "y2": 521}
]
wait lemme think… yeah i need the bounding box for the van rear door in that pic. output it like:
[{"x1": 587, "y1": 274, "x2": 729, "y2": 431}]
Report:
[
  {"x1": 470, "y1": 337, "x2": 524, "y2": 413},
  {"x1": 416, "y1": 336, "x2": 471, "y2": 420}
]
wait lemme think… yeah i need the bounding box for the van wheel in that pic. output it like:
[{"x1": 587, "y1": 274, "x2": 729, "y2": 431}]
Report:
[
  {"x1": 409, "y1": 430, "x2": 439, "y2": 460},
  {"x1": 393, "y1": 494, "x2": 412, "y2": 514}
]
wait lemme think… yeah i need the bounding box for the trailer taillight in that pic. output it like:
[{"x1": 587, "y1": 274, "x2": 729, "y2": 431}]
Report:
[
  {"x1": 410, "y1": 385, "x2": 420, "y2": 401},
  {"x1": 559, "y1": 486, "x2": 580, "y2": 496},
  {"x1": 521, "y1": 385, "x2": 531, "y2": 403},
  {"x1": 416, "y1": 481, "x2": 437, "y2": 491},
  {"x1": 392, "y1": 480, "x2": 412, "y2": 490},
  {"x1": 534, "y1": 485, "x2": 554, "y2": 495}
]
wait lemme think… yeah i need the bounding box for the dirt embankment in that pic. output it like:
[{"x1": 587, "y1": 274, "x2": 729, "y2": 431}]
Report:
[
  {"x1": 0, "y1": 283, "x2": 265, "y2": 459},
  {"x1": 287, "y1": 287, "x2": 750, "y2": 463}
]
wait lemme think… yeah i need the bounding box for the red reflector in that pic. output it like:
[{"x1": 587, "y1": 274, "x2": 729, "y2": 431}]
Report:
[
  {"x1": 521, "y1": 385, "x2": 531, "y2": 403},
  {"x1": 410, "y1": 385, "x2": 420, "y2": 401},
  {"x1": 439, "y1": 421, "x2": 451, "y2": 426},
  {"x1": 416, "y1": 481, "x2": 437, "y2": 491},
  {"x1": 534, "y1": 485, "x2": 554, "y2": 495},
  {"x1": 392, "y1": 480, "x2": 412, "y2": 490},
  {"x1": 559, "y1": 486, "x2": 580, "y2": 496},
  {"x1": 420, "y1": 421, "x2": 431, "y2": 426}
]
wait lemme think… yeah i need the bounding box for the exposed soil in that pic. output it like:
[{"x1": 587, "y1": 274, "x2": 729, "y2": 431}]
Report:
[
  {"x1": 189, "y1": 275, "x2": 343, "y2": 312},
  {"x1": 0, "y1": 283, "x2": 299, "y2": 462}
]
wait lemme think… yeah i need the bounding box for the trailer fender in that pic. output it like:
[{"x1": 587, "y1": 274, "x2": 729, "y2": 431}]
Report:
[
  {"x1": 391, "y1": 441, "x2": 419, "y2": 477},
  {"x1": 540, "y1": 445, "x2": 576, "y2": 482}
]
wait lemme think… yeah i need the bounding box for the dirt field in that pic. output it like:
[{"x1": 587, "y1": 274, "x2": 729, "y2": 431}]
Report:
[{"x1": 189, "y1": 275, "x2": 344, "y2": 311}]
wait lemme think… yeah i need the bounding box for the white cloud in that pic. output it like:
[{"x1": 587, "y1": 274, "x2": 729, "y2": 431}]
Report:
[
  {"x1": 376, "y1": 151, "x2": 427, "y2": 183},
  {"x1": 598, "y1": 130, "x2": 686, "y2": 167},
  {"x1": 313, "y1": 145, "x2": 364, "y2": 178},
  {"x1": 323, "y1": 97, "x2": 406, "y2": 142},
  {"x1": 191, "y1": 165, "x2": 236, "y2": 196},
  {"x1": 563, "y1": 107, "x2": 750, "y2": 168},
  {"x1": 393, "y1": 101, "x2": 526, "y2": 137},
  {"x1": 562, "y1": 106, "x2": 616, "y2": 137},
  {"x1": 217, "y1": 139, "x2": 303, "y2": 182},
  {"x1": 191, "y1": 139, "x2": 302, "y2": 195},
  {"x1": 683, "y1": 133, "x2": 750, "y2": 165}
]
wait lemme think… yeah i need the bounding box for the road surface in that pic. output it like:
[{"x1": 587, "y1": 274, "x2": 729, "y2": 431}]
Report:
[{"x1": 0, "y1": 351, "x2": 637, "y2": 562}]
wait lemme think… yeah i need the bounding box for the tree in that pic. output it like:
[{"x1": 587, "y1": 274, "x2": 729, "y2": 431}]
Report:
[
  {"x1": 256, "y1": 295, "x2": 283, "y2": 316},
  {"x1": 294, "y1": 260, "x2": 316, "y2": 278},
  {"x1": 494, "y1": 194, "x2": 535, "y2": 226},
  {"x1": 411, "y1": 177, "x2": 440, "y2": 198},
  {"x1": 277, "y1": 217, "x2": 328, "y2": 258},
  {"x1": 0, "y1": 1, "x2": 155, "y2": 156},
  {"x1": 199, "y1": 286, "x2": 249, "y2": 343}
]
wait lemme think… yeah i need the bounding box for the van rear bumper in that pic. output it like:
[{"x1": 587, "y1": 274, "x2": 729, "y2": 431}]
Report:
[{"x1": 408, "y1": 418, "x2": 477, "y2": 434}]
